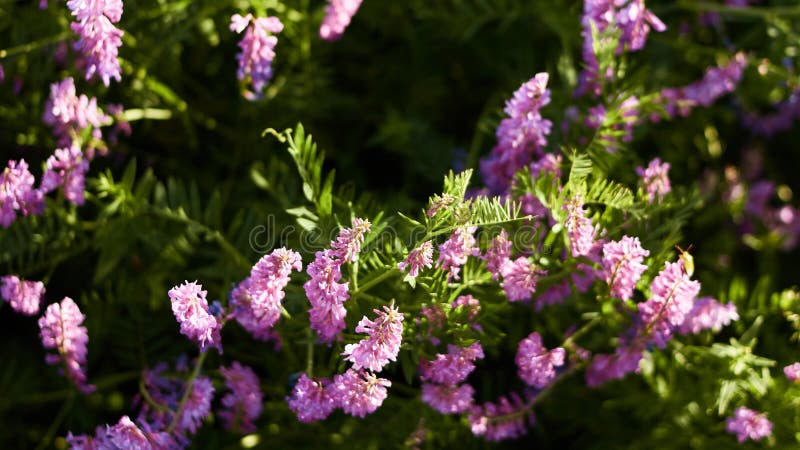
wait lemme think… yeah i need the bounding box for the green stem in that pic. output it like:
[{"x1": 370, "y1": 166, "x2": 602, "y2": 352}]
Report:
[
  {"x1": 351, "y1": 268, "x2": 398, "y2": 297},
  {"x1": 0, "y1": 32, "x2": 71, "y2": 59},
  {"x1": 34, "y1": 390, "x2": 75, "y2": 450},
  {"x1": 305, "y1": 329, "x2": 314, "y2": 378},
  {"x1": 120, "y1": 108, "x2": 173, "y2": 122},
  {"x1": 166, "y1": 351, "x2": 208, "y2": 433}
]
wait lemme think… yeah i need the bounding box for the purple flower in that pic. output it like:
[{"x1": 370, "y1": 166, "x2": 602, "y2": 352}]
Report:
[
  {"x1": 67, "y1": 0, "x2": 124, "y2": 85},
  {"x1": 678, "y1": 297, "x2": 738, "y2": 334},
  {"x1": 421, "y1": 383, "x2": 475, "y2": 414},
  {"x1": 784, "y1": 363, "x2": 800, "y2": 382},
  {"x1": 437, "y1": 226, "x2": 480, "y2": 280},
  {"x1": 330, "y1": 217, "x2": 371, "y2": 262},
  {"x1": 616, "y1": 0, "x2": 666, "y2": 52},
  {"x1": 231, "y1": 247, "x2": 302, "y2": 337},
  {"x1": 482, "y1": 229, "x2": 511, "y2": 280},
  {"x1": 230, "y1": 14, "x2": 283, "y2": 99},
  {"x1": 500, "y1": 257, "x2": 546, "y2": 302},
  {"x1": 467, "y1": 393, "x2": 532, "y2": 442},
  {"x1": 726, "y1": 407, "x2": 772, "y2": 443},
  {"x1": 287, "y1": 374, "x2": 337, "y2": 423},
  {"x1": 219, "y1": 362, "x2": 263, "y2": 434},
  {"x1": 319, "y1": 0, "x2": 363, "y2": 41},
  {"x1": 565, "y1": 195, "x2": 597, "y2": 257},
  {"x1": 177, "y1": 376, "x2": 214, "y2": 435},
  {"x1": 343, "y1": 304, "x2": 404, "y2": 372},
  {"x1": 419, "y1": 342, "x2": 484, "y2": 385},
  {"x1": 637, "y1": 261, "x2": 701, "y2": 348},
  {"x1": 585, "y1": 345, "x2": 644, "y2": 387},
  {"x1": 168, "y1": 281, "x2": 222, "y2": 352},
  {"x1": 1, "y1": 159, "x2": 44, "y2": 228},
  {"x1": 530, "y1": 153, "x2": 563, "y2": 179},
  {"x1": 515, "y1": 332, "x2": 566, "y2": 388},
  {"x1": 451, "y1": 294, "x2": 481, "y2": 326},
  {"x1": 38, "y1": 297, "x2": 95, "y2": 393},
  {"x1": 480, "y1": 73, "x2": 552, "y2": 193},
  {"x1": 41, "y1": 144, "x2": 90, "y2": 205},
  {"x1": 398, "y1": 240, "x2": 434, "y2": 277},
  {"x1": 601, "y1": 236, "x2": 650, "y2": 301},
  {"x1": 0, "y1": 275, "x2": 44, "y2": 316},
  {"x1": 43, "y1": 77, "x2": 109, "y2": 150},
  {"x1": 330, "y1": 369, "x2": 391, "y2": 418},
  {"x1": 659, "y1": 53, "x2": 747, "y2": 118},
  {"x1": 637, "y1": 158, "x2": 671, "y2": 203},
  {"x1": 67, "y1": 416, "x2": 179, "y2": 450},
  {"x1": 305, "y1": 250, "x2": 350, "y2": 343}
]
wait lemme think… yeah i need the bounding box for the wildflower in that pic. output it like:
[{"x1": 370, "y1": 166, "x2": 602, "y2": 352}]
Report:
[
  {"x1": 784, "y1": 363, "x2": 800, "y2": 382},
  {"x1": 585, "y1": 345, "x2": 644, "y2": 387},
  {"x1": 330, "y1": 369, "x2": 391, "y2": 418},
  {"x1": 0, "y1": 159, "x2": 44, "y2": 228},
  {"x1": 419, "y1": 342, "x2": 484, "y2": 385},
  {"x1": 38, "y1": 297, "x2": 95, "y2": 393},
  {"x1": 515, "y1": 332, "x2": 566, "y2": 388},
  {"x1": 426, "y1": 193, "x2": 455, "y2": 218},
  {"x1": 343, "y1": 304, "x2": 404, "y2": 372},
  {"x1": 482, "y1": 229, "x2": 511, "y2": 280},
  {"x1": 219, "y1": 362, "x2": 263, "y2": 433},
  {"x1": 67, "y1": 416, "x2": 179, "y2": 450},
  {"x1": 230, "y1": 14, "x2": 283, "y2": 98},
  {"x1": 726, "y1": 407, "x2": 772, "y2": 443},
  {"x1": 168, "y1": 281, "x2": 222, "y2": 352},
  {"x1": 437, "y1": 226, "x2": 480, "y2": 280},
  {"x1": 177, "y1": 376, "x2": 215, "y2": 435},
  {"x1": 0, "y1": 275, "x2": 44, "y2": 316},
  {"x1": 398, "y1": 240, "x2": 434, "y2": 277},
  {"x1": 678, "y1": 297, "x2": 738, "y2": 334},
  {"x1": 43, "y1": 78, "x2": 109, "y2": 149},
  {"x1": 565, "y1": 195, "x2": 597, "y2": 257},
  {"x1": 480, "y1": 73, "x2": 552, "y2": 192},
  {"x1": 421, "y1": 383, "x2": 475, "y2": 414},
  {"x1": 319, "y1": 0, "x2": 363, "y2": 41},
  {"x1": 637, "y1": 158, "x2": 671, "y2": 203},
  {"x1": 305, "y1": 250, "x2": 350, "y2": 343},
  {"x1": 659, "y1": 53, "x2": 748, "y2": 118},
  {"x1": 67, "y1": 0, "x2": 124, "y2": 85},
  {"x1": 637, "y1": 260, "x2": 701, "y2": 347},
  {"x1": 500, "y1": 257, "x2": 546, "y2": 302},
  {"x1": 451, "y1": 294, "x2": 481, "y2": 326},
  {"x1": 41, "y1": 144, "x2": 90, "y2": 205},
  {"x1": 330, "y1": 217, "x2": 371, "y2": 262},
  {"x1": 287, "y1": 374, "x2": 337, "y2": 422},
  {"x1": 467, "y1": 393, "x2": 532, "y2": 441},
  {"x1": 529, "y1": 153, "x2": 563, "y2": 179},
  {"x1": 601, "y1": 236, "x2": 650, "y2": 301}
]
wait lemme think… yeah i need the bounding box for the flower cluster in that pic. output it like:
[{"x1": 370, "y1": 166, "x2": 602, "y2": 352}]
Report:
[
  {"x1": 67, "y1": 416, "x2": 180, "y2": 450},
  {"x1": 437, "y1": 226, "x2": 480, "y2": 281},
  {"x1": 343, "y1": 304, "x2": 404, "y2": 372},
  {"x1": 398, "y1": 240, "x2": 434, "y2": 277},
  {"x1": 419, "y1": 342, "x2": 483, "y2": 414},
  {"x1": 230, "y1": 14, "x2": 284, "y2": 99},
  {"x1": 319, "y1": 0, "x2": 363, "y2": 41},
  {"x1": 287, "y1": 374, "x2": 337, "y2": 422},
  {"x1": 565, "y1": 195, "x2": 597, "y2": 257},
  {"x1": 726, "y1": 407, "x2": 773, "y2": 443},
  {"x1": 636, "y1": 158, "x2": 671, "y2": 203},
  {"x1": 329, "y1": 369, "x2": 391, "y2": 418},
  {"x1": 43, "y1": 77, "x2": 110, "y2": 149},
  {"x1": 678, "y1": 297, "x2": 739, "y2": 335},
  {"x1": 0, "y1": 160, "x2": 44, "y2": 228},
  {"x1": 0, "y1": 275, "x2": 44, "y2": 316},
  {"x1": 637, "y1": 260, "x2": 701, "y2": 348},
  {"x1": 168, "y1": 281, "x2": 222, "y2": 352},
  {"x1": 219, "y1": 362, "x2": 263, "y2": 434},
  {"x1": 515, "y1": 332, "x2": 566, "y2": 388},
  {"x1": 41, "y1": 143, "x2": 90, "y2": 205},
  {"x1": 38, "y1": 297, "x2": 95, "y2": 393},
  {"x1": 67, "y1": 0, "x2": 124, "y2": 85},
  {"x1": 601, "y1": 236, "x2": 649, "y2": 301},
  {"x1": 468, "y1": 393, "x2": 532, "y2": 442}
]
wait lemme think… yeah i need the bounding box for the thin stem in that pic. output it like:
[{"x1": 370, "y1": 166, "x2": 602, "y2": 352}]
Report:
[
  {"x1": 166, "y1": 351, "x2": 208, "y2": 433},
  {"x1": 0, "y1": 32, "x2": 71, "y2": 59},
  {"x1": 305, "y1": 329, "x2": 314, "y2": 377},
  {"x1": 34, "y1": 390, "x2": 75, "y2": 450},
  {"x1": 351, "y1": 268, "x2": 398, "y2": 297},
  {"x1": 139, "y1": 377, "x2": 170, "y2": 413},
  {"x1": 120, "y1": 108, "x2": 173, "y2": 122}
]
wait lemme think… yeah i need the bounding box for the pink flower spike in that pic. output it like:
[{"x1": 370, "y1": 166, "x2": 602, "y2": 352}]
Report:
[
  {"x1": 1, "y1": 275, "x2": 45, "y2": 316},
  {"x1": 726, "y1": 407, "x2": 772, "y2": 443},
  {"x1": 437, "y1": 226, "x2": 480, "y2": 281},
  {"x1": 38, "y1": 297, "x2": 95, "y2": 393},
  {"x1": 500, "y1": 257, "x2": 546, "y2": 302},
  {"x1": 319, "y1": 0, "x2": 363, "y2": 41},
  {"x1": 637, "y1": 158, "x2": 671, "y2": 203},
  {"x1": 482, "y1": 229, "x2": 511, "y2": 280},
  {"x1": 168, "y1": 281, "x2": 222, "y2": 352},
  {"x1": 219, "y1": 362, "x2": 263, "y2": 434},
  {"x1": 287, "y1": 374, "x2": 337, "y2": 423},
  {"x1": 601, "y1": 236, "x2": 650, "y2": 301},
  {"x1": 330, "y1": 369, "x2": 391, "y2": 418},
  {"x1": 305, "y1": 250, "x2": 350, "y2": 343},
  {"x1": 421, "y1": 383, "x2": 475, "y2": 414},
  {"x1": 398, "y1": 240, "x2": 434, "y2": 277},
  {"x1": 343, "y1": 304, "x2": 404, "y2": 373},
  {"x1": 515, "y1": 332, "x2": 566, "y2": 388},
  {"x1": 330, "y1": 217, "x2": 371, "y2": 263},
  {"x1": 784, "y1": 363, "x2": 800, "y2": 382}
]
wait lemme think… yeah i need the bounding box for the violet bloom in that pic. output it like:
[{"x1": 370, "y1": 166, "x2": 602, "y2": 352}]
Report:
[
  {"x1": 343, "y1": 304, "x2": 404, "y2": 372},
  {"x1": 330, "y1": 217, "x2": 371, "y2": 262},
  {"x1": 219, "y1": 362, "x2": 263, "y2": 434},
  {"x1": 330, "y1": 369, "x2": 391, "y2": 418},
  {"x1": 530, "y1": 153, "x2": 563, "y2": 179},
  {"x1": 637, "y1": 261, "x2": 701, "y2": 348},
  {"x1": 43, "y1": 77, "x2": 109, "y2": 149},
  {"x1": 437, "y1": 226, "x2": 480, "y2": 281},
  {"x1": 0, "y1": 275, "x2": 44, "y2": 316},
  {"x1": 319, "y1": 0, "x2": 363, "y2": 41},
  {"x1": 421, "y1": 383, "x2": 475, "y2": 414},
  {"x1": 585, "y1": 344, "x2": 644, "y2": 387},
  {"x1": 659, "y1": 53, "x2": 748, "y2": 119},
  {"x1": 287, "y1": 373, "x2": 337, "y2": 423},
  {"x1": 177, "y1": 376, "x2": 215, "y2": 435},
  {"x1": 41, "y1": 144, "x2": 90, "y2": 205},
  {"x1": 482, "y1": 229, "x2": 511, "y2": 280},
  {"x1": 467, "y1": 393, "x2": 532, "y2": 442},
  {"x1": 637, "y1": 158, "x2": 671, "y2": 203},
  {"x1": 398, "y1": 240, "x2": 434, "y2": 277},
  {"x1": 726, "y1": 407, "x2": 772, "y2": 443},
  {"x1": 67, "y1": 416, "x2": 178, "y2": 450},
  {"x1": 230, "y1": 14, "x2": 283, "y2": 99},
  {"x1": 232, "y1": 247, "x2": 302, "y2": 336},
  {"x1": 678, "y1": 297, "x2": 738, "y2": 334},
  {"x1": 784, "y1": 363, "x2": 800, "y2": 382},
  {"x1": 500, "y1": 257, "x2": 546, "y2": 302},
  {"x1": 304, "y1": 250, "x2": 350, "y2": 343},
  {"x1": 67, "y1": 0, "x2": 124, "y2": 85},
  {"x1": 480, "y1": 73, "x2": 552, "y2": 193},
  {"x1": 419, "y1": 342, "x2": 485, "y2": 385},
  {"x1": 38, "y1": 297, "x2": 95, "y2": 393},
  {"x1": 601, "y1": 236, "x2": 649, "y2": 301},
  {"x1": 451, "y1": 294, "x2": 481, "y2": 327},
  {"x1": 565, "y1": 195, "x2": 597, "y2": 257},
  {"x1": 515, "y1": 332, "x2": 566, "y2": 388},
  {"x1": 168, "y1": 281, "x2": 222, "y2": 352},
  {"x1": 0, "y1": 159, "x2": 44, "y2": 228}
]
